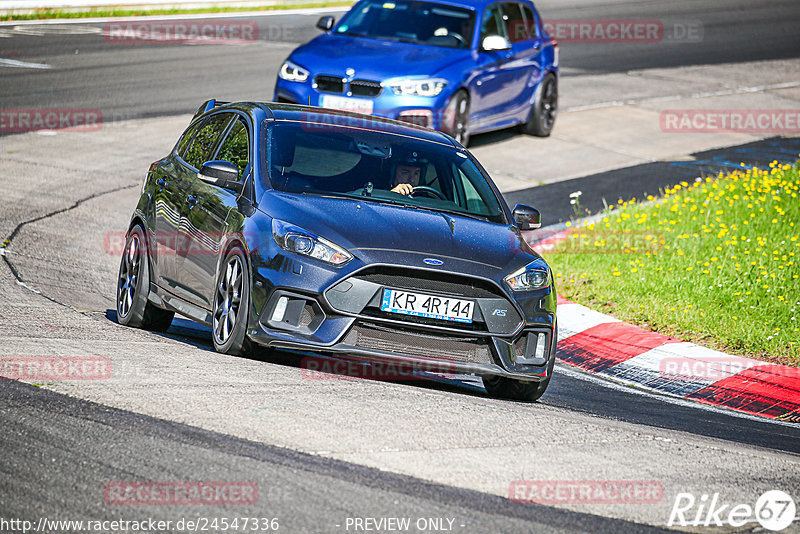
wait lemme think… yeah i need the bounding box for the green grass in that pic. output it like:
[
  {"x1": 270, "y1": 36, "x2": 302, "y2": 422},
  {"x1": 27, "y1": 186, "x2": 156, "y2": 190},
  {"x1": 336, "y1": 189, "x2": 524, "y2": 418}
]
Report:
[
  {"x1": 549, "y1": 160, "x2": 800, "y2": 366},
  {"x1": 0, "y1": 1, "x2": 354, "y2": 21}
]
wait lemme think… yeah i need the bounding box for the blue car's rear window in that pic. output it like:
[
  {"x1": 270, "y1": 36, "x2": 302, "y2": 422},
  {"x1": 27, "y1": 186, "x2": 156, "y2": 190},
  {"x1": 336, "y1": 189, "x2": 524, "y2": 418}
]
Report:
[
  {"x1": 268, "y1": 121, "x2": 506, "y2": 224},
  {"x1": 336, "y1": 0, "x2": 476, "y2": 49}
]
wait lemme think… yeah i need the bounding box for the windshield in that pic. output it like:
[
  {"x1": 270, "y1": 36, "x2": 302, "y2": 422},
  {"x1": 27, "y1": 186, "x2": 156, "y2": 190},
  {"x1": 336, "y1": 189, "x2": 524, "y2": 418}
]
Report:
[
  {"x1": 267, "y1": 122, "x2": 506, "y2": 224},
  {"x1": 335, "y1": 0, "x2": 476, "y2": 49}
]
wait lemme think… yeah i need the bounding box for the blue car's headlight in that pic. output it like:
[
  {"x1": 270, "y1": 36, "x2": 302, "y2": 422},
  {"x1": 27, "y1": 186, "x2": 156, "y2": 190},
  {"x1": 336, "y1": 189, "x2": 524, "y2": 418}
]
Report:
[
  {"x1": 272, "y1": 219, "x2": 352, "y2": 266},
  {"x1": 385, "y1": 77, "x2": 447, "y2": 97},
  {"x1": 504, "y1": 263, "x2": 550, "y2": 291},
  {"x1": 278, "y1": 60, "x2": 309, "y2": 83}
]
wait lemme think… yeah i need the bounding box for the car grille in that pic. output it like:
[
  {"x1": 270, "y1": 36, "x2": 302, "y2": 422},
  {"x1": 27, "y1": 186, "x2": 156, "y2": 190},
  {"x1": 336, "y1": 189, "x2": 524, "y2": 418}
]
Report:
[
  {"x1": 349, "y1": 79, "x2": 382, "y2": 97},
  {"x1": 352, "y1": 266, "x2": 506, "y2": 299},
  {"x1": 343, "y1": 322, "x2": 493, "y2": 364},
  {"x1": 314, "y1": 75, "x2": 345, "y2": 94}
]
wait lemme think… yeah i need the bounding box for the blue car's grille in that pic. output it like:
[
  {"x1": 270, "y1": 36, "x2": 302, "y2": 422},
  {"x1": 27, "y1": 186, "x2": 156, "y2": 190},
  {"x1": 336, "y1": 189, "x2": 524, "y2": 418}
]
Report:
[
  {"x1": 313, "y1": 75, "x2": 382, "y2": 98},
  {"x1": 350, "y1": 79, "x2": 382, "y2": 97},
  {"x1": 314, "y1": 75, "x2": 344, "y2": 93}
]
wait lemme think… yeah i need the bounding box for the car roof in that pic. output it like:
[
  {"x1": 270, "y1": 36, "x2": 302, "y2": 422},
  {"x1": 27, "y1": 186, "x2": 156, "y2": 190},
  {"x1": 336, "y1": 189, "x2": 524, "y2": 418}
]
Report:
[
  {"x1": 351, "y1": 0, "x2": 533, "y2": 11},
  {"x1": 259, "y1": 103, "x2": 458, "y2": 146}
]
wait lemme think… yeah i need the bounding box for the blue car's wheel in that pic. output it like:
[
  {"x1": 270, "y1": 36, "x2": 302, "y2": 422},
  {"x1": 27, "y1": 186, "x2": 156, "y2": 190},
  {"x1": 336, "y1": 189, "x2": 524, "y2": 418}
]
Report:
[
  {"x1": 522, "y1": 73, "x2": 557, "y2": 137},
  {"x1": 483, "y1": 320, "x2": 557, "y2": 401},
  {"x1": 442, "y1": 90, "x2": 470, "y2": 146},
  {"x1": 212, "y1": 247, "x2": 251, "y2": 355},
  {"x1": 116, "y1": 225, "x2": 174, "y2": 331}
]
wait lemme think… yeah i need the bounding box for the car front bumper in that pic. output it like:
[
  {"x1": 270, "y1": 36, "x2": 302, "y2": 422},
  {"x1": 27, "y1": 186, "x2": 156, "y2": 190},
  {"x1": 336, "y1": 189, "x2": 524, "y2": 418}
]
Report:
[
  {"x1": 247, "y1": 256, "x2": 557, "y2": 382},
  {"x1": 274, "y1": 78, "x2": 452, "y2": 131}
]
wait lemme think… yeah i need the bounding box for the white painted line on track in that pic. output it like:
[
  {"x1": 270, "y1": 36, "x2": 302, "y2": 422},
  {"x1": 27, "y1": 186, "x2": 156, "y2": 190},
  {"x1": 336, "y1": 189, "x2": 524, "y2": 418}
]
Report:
[
  {"x1": 0, "y1": 57, "x2": 52, "y2": 68},
  {"x1": 0, "y1": 5, "x2": 350, "y2": 25}
]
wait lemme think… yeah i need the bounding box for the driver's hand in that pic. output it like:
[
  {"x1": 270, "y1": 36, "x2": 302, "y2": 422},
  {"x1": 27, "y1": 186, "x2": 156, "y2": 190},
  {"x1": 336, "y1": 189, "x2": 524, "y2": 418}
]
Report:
[{"x1": 391, "y1": 183, "x2": 413, "y2": 196}]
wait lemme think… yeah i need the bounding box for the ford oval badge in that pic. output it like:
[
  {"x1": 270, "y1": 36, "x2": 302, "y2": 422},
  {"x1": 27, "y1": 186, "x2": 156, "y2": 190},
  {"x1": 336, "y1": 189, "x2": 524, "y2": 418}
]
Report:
[{"x1": 423, "y1": 258, "x2": 444, "y2": 266}]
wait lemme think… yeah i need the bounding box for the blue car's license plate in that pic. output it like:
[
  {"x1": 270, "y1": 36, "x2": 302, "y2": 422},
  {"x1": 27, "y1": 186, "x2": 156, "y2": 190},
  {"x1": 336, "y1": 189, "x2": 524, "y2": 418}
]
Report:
[{"x1": 380, "y1": 288, "x2": 474, "y2": 323}]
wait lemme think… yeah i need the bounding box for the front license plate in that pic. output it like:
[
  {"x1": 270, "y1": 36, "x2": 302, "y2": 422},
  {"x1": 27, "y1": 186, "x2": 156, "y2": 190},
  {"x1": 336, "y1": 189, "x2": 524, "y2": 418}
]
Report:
[
  {"x1": 320, "y1": 94, "x2": 374, "y2": 114},
  {"x1": 380, "y1": 289, "x2": 474, "y2": 324}
]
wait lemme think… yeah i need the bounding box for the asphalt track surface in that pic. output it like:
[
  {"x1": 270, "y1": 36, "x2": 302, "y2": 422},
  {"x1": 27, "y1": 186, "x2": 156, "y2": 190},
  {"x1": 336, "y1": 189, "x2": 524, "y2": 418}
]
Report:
[
  {"x1": 2, "y1": 1, "x2": 800, "y2": 532},
  {"x1": 2, "y1": 0, "x2": 799, "y2": 119}
]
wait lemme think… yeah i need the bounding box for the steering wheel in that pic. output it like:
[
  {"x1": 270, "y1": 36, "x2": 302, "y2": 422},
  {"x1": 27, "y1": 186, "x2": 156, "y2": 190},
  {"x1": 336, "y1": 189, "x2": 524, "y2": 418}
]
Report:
[
  {"x1": 450, "y1": 32, "x2": 466, "y2": 46},
  {"x1": 411, "y1": 186, "x2": 447, "y2": 200}
]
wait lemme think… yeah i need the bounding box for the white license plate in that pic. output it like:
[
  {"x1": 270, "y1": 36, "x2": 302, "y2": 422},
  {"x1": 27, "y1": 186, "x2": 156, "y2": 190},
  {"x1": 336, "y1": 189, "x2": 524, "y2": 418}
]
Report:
[
  {"x1": 380, "y1": 289, "x2": 474, "y2": 324},
  {"x1": 320, "y1": 94, "x2": 374, "y2": 115}
]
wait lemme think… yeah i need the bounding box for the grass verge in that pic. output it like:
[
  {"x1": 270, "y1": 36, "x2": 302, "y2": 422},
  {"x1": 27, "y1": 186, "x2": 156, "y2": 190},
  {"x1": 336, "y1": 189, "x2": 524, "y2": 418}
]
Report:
[
  {"x1": 549, "y1": 160, "x2": 800, "y2": 366},
  {"x1": 0, "y1": 2, "x2": 353, "y2": 21}
]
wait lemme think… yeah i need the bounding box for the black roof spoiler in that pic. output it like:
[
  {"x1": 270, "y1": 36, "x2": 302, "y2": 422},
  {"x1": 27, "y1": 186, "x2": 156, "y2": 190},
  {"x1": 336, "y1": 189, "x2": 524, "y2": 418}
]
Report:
[{"x1": 193, "y1": 99, "x2": 231, "y2": 119}]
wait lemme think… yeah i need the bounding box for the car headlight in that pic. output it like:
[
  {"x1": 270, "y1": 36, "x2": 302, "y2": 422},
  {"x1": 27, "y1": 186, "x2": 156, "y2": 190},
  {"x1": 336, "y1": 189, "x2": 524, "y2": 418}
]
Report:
[
  {"x1": 278, "y1": 60, "x2": 309, "y2": 83},
  {"x1": 504, "y1": 263, "x2": 550, "y2": 291},
  {"x1": 385, "y1": 77, "x2": 447, "y2": 97},
  {"x1": 272, "y1": 219, "x2": 352, "y2": 266}
]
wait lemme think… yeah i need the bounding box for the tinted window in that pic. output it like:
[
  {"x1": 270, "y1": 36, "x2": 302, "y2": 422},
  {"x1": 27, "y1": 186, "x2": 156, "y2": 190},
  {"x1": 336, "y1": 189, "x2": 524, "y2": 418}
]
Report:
[
  {"x1": 176, "y1": 120, "x2": 203, "y2": 158},
  {"x1": 481, "y1": 4, "x2": 508, "y2": 41},
  {"x1": 215, "y1": 118, "x2": 250, "y2": 178},
  {"x1": 336, "y1": 0, "x2": 476, "y2": 49},
  {"x1": 268, "y1": 123, "x2": 505, "y2": 223},
  {"x1": 503, "y1": 3, "x2": 530, "y2": 43},
  {"x1": 184, "y1": 113, "x2": 233, "y2": 169}
]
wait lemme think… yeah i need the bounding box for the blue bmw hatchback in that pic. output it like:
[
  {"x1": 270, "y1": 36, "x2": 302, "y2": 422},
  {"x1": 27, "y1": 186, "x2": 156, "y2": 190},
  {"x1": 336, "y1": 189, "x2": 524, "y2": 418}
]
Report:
[{"x1": 274, "y1": 0, "x2": 558, "y2": 145}]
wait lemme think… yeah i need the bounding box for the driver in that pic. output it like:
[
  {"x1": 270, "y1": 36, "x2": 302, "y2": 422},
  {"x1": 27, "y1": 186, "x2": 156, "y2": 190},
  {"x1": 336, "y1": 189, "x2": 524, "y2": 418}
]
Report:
[{"x1": 390, "y1": 163, "x2": 422, "y2": 196}]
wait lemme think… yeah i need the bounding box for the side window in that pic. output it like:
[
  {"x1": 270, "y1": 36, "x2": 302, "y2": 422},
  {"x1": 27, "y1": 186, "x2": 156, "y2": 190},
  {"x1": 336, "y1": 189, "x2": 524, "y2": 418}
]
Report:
[
  {"x1": 520, "y1": 4, "x2": 538, "y2": 40},
  {"x1": 480, "y1": 4, "x2": 508, "y2": 41},
  {"x1": 176, "y1": 120, "x2": 203, "y2": 158},
  {"x1": 183, "y1": 113, "x2": 233, "y2": 170},
  {"x1": 215, "y1": 118, "x2": 250, "y2": 179},
  {"x1": 503, "y1": 3, "x2": 529, "y2": 43}
]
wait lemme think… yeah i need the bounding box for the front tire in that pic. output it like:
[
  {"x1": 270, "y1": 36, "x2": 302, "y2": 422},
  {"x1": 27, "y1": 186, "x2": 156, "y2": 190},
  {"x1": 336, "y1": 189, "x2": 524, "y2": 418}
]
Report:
[
  {"x1": 441, "y1": 90, "x2": 470, "y2": 146},
  {"x1": 483, "y1": 323, "x2": 558, "y2": 401},
  {"x1": 116, "y1": 225, "x2": 174, "y2": 332},
  {"x1": 212, "y1": 247, "x2": 251, "y2": 356},
  {"x1": 521, "y1": 73, "x2": 557, "y2": 137}
]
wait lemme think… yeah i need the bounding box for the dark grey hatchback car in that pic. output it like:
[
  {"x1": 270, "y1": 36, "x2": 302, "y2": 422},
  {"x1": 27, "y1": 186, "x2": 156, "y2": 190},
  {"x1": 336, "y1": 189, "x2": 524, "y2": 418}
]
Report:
[{"x1": 117, "y1": 100, "x2": 558, "y2": 400}]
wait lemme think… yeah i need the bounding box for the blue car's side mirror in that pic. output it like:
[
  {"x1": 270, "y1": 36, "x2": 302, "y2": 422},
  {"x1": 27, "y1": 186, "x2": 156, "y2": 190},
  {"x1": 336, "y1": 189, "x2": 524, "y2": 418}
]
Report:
[
  {"x1": 482, "y1": 35, "x2": 512, "y2": 51},
  {"x1": 316, "y1": 16, "x2": 335, "y2": 31}
]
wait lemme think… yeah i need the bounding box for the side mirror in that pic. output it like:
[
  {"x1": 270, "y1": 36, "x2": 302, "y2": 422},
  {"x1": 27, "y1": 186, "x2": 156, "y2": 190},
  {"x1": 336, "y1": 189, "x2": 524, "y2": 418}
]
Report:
[
  {"x1": 198, "y1": 160, "x2": 242, "y2": 194},
  {"x1": 513, "y1": 204, "x2": 541, "y2": 230},
  {"x1": 481, "y1": 34, "x2": 512, "y2": 52},
  {"x1": 316, "y1": 16, "x2": 335, "y2": 31}
]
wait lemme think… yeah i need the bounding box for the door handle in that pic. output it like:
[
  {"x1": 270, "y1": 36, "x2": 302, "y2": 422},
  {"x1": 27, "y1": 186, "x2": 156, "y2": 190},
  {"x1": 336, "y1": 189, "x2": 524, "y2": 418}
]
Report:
[
  {"x1": 156, "y1": 178, "x2": 168, "y2": 187},
  {"x1": 186, "y1": 195, "x2": 199, "y2": 207}
]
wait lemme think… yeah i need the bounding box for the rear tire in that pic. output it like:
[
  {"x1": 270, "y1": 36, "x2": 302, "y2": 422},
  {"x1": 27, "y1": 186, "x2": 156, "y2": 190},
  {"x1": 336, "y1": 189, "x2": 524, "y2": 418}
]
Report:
[
  {"x1": 521, "y1": 73, "x2": 557, "y2": 137},
  {"x1": 483, "y1": 322, "x2": 558, "y2": 401},
  {"x1": 116, "y1": 225, "x2": 174, "y2": 332},
  {"x1": 212, "y1": 247, "x2": 251, "y2": 356}
]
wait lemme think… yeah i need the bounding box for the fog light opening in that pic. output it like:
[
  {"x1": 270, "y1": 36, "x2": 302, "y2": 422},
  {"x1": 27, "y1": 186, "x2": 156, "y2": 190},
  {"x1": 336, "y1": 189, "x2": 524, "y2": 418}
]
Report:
[{"x1": 271, "y1": 296, "x2": 288, "y2": 322}]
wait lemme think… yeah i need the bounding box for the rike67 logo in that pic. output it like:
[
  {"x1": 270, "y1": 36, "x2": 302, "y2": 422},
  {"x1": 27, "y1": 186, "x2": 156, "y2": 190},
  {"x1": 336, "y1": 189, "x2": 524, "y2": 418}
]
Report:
[{"x1": 668, "y1": 490, "x2": 796, "y2": 531}]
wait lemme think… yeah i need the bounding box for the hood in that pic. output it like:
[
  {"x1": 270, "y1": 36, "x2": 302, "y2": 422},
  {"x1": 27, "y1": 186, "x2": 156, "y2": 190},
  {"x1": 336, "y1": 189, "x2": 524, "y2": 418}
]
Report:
[
  {"x1": 260, "y1": 192, "x2": 538, "y2": 277},
  {"x1": 289, "y1": 33, "x2": 469, "y2": 80}
]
